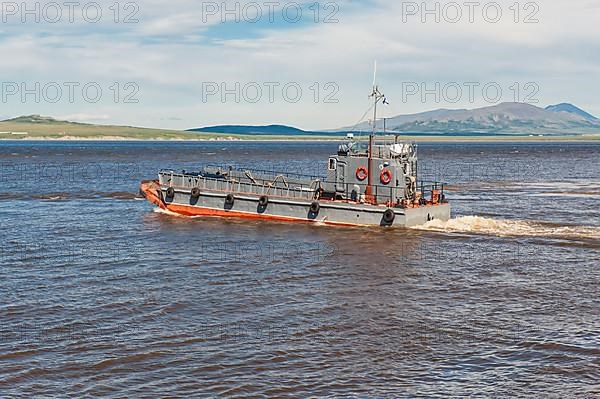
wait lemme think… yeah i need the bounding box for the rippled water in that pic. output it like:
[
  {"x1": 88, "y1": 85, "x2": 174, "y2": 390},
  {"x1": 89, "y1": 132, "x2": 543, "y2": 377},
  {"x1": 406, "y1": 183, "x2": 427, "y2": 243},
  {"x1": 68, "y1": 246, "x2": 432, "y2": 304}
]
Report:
[{"x1": 1, "y1": 141, "x2": 599, "y2": 398}]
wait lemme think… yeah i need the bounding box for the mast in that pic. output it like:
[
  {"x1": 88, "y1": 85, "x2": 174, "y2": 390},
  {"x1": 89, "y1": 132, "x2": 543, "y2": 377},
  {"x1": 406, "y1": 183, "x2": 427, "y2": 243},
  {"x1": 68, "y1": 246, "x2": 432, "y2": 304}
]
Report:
[{"x1": 366, "y1": 63, "x2": 385, "y2": 201}]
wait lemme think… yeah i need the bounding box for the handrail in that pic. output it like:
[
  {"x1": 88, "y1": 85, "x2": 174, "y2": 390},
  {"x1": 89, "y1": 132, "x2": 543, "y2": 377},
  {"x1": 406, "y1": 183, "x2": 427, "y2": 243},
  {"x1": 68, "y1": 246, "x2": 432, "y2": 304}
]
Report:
[
  {"x1": 419, "y1": 179, "x2": 449, "y2": 185},
  {"x1": 200, "y1": 165, "x2": 324, "y2": 181},
  {"x1": 159, "y1": 170, "x2": 446, "y2": 205},
  {"x1": 160, "y1": 170, "x2": 444, "y2": 191},
  {"x1": 160, "y1": 171, "x2": 317, "y2": 201}
]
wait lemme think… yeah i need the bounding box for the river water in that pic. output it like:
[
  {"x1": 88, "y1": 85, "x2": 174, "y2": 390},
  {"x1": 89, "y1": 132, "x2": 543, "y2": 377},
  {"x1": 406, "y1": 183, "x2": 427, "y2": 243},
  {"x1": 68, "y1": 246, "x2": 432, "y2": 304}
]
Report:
[{"x1": 0, "y1": 141, "x2": 598, "y2": 398}]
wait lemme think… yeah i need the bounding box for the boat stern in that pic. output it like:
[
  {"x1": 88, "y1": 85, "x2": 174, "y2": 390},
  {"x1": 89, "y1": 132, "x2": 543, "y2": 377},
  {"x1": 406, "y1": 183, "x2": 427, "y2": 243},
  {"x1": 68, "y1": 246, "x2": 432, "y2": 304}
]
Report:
[{"x1": 403, "y1": 203, "x2": 451, "y2": 227}]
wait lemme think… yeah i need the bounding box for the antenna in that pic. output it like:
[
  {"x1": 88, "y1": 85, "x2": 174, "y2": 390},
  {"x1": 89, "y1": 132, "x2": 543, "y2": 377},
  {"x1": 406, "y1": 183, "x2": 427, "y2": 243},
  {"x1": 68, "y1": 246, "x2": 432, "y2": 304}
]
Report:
[
  {"x1": 366, "y1": 61, "x2": 385, "y2": 203},
  {"x1": 369, "y1": 63, "x2": 385, "y2": 135},
  {"x1": 372, "y1": 60, "x2": 377, "y2": 88}
]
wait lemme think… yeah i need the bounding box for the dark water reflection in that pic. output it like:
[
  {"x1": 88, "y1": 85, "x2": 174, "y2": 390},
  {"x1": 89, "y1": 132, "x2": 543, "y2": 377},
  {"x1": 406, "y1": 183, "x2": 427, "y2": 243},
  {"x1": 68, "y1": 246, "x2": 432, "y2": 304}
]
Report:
[{"x1": 0, "y1": 141, "x2": 598, "y2": 398}]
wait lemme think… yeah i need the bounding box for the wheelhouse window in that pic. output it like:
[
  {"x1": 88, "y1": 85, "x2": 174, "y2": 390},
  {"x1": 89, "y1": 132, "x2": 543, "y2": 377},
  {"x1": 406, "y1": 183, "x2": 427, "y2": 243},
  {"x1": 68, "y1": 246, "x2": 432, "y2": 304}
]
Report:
[{"x1": 328, "y1": 158, "x2": 337, "y2": 171}]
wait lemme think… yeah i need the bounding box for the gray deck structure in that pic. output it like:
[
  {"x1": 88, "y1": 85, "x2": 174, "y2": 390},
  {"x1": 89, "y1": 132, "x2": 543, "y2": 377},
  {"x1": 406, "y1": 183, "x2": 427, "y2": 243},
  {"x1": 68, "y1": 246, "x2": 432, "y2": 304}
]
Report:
[{"x1": 143, "y1": 139, "x2": 450, "y2": 227}]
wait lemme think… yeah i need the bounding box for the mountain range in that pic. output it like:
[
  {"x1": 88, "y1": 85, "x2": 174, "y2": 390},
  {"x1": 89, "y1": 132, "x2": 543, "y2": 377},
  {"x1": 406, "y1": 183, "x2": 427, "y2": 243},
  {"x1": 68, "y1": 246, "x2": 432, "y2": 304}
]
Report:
[
  {"x1": 544, "y1": 103, "x2": 598, "y2": 120},
  {"x1": 3, "y1": 102, "x2": 599, "y2": 139},
  {"x1": 188, "y1": 124, "x2": 320, "y2": 135},
  {"x1": 192, "y1": 102, "x2": 600, "y2": 136},
  {"x1": 333, "y1": 102, "x2": 600, "y2": 135}
]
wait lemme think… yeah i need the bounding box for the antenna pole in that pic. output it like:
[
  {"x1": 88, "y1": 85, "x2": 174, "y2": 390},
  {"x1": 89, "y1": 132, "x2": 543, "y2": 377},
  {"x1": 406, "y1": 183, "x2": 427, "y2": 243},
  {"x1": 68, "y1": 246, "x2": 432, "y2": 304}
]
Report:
[
  {"x1": 366, "y1": 67, "x2": 385, "y2": 203},
  {"x1": 367, "y1": 88, "x2": 377, "y2": 196}
]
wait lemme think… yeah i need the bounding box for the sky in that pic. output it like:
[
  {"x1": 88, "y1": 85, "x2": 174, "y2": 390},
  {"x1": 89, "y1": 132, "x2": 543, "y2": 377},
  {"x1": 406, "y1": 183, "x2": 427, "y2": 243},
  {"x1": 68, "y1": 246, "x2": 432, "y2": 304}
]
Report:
[{"x1": 1, "y1": 0, "x2": 599, "y2": 130}]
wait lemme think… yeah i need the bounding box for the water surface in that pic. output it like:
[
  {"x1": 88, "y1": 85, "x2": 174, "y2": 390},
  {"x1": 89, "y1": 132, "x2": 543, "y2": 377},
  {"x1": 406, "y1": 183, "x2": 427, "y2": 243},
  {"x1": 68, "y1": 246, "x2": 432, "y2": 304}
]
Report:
[{"x1": 0, "y1": 141, "x2": 598, "y2": 398}]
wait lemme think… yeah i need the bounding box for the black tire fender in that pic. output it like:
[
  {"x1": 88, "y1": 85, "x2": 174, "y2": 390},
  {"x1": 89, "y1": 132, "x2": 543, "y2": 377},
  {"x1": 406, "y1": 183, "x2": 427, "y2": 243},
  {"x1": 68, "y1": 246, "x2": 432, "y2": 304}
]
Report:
[
  {"x1": 383, "y1": 209, "x2": 395, "y2": 224},
  {"x1": 310, "y1": 201, "x2": 320, "y2": 214},
  {"x1": 258, "y1": 195, "x2": 269, "y2": 207}
]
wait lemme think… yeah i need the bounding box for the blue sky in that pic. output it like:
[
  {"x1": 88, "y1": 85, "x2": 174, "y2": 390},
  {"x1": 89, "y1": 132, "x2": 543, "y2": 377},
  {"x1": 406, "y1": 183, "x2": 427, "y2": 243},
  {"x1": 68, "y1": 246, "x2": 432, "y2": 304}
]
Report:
[{"x1": 1, "y1": 0, "x2": 599, "y2": 130}]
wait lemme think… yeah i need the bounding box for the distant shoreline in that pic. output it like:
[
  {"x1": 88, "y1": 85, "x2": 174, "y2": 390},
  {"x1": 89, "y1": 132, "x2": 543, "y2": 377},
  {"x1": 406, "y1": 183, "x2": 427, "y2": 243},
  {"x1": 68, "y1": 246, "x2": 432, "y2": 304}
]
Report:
[
  {"x1": 3, "y1": 115, "x2": 599, "y2": 143},
  {"x1": 1, "y1": 135, "x2": 599, "y2": 143}
]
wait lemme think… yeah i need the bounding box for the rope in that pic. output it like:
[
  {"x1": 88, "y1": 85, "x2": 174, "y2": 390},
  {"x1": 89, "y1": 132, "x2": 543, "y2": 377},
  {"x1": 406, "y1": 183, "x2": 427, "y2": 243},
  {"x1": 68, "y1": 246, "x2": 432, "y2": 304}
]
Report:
[{"x1": 349, "y1": 103, "x2": 375, "y2": 141}]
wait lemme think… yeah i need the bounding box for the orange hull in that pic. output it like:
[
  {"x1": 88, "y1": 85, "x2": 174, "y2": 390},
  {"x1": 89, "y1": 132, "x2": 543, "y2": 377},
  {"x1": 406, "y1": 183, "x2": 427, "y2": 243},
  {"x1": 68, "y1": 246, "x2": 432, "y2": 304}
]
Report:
[{"x1": 139, "y1": 180, "x2": 362, "y2": 227}]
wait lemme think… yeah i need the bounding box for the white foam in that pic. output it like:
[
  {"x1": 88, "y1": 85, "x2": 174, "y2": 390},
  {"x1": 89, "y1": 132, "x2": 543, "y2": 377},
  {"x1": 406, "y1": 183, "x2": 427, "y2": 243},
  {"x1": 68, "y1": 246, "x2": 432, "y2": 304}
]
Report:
[
  {"x1": 153, "y1": 207, "x2": 188, "y2": 217},
  {"x1": 152, "y1": 207, "x2": 213, "y2": 219},
  {"x1": 412, "y1": 216, "x2": 600, "y2": 241}
]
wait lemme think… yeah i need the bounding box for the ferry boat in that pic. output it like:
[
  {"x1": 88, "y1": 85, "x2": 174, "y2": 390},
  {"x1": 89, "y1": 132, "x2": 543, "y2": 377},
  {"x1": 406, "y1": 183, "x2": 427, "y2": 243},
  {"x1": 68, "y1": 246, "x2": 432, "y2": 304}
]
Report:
[{"x1": 140, "y1": 80, "x2": 450, "y2": 227}]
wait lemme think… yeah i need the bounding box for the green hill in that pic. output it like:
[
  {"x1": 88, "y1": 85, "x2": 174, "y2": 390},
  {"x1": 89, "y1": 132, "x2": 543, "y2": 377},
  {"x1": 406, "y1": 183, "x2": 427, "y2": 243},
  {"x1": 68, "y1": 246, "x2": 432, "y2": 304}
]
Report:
[{"x1": 0, "y1": 115, "x2": 214, "y2": 140}]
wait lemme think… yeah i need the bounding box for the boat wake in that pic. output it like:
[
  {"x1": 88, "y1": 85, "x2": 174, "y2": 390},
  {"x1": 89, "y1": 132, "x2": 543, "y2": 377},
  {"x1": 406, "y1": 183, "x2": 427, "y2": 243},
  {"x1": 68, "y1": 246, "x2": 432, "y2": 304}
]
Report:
[{"x1": 413, "y1": 216, "x2": 600, "y2": 242}]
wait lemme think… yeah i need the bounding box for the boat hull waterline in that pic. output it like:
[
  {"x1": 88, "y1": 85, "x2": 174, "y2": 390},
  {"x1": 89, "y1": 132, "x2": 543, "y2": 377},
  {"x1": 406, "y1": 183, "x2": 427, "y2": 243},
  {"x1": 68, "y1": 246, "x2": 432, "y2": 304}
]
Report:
[{"x1": 140, "y1": 180, "x2": 451, "y2": 228}]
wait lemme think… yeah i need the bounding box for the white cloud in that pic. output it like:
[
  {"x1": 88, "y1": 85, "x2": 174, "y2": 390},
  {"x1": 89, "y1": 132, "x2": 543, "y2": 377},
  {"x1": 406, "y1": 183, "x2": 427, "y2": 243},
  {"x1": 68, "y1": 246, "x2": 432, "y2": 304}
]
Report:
[{"x1": 1, "y1": 0, "x2": 599, "y2": 129}]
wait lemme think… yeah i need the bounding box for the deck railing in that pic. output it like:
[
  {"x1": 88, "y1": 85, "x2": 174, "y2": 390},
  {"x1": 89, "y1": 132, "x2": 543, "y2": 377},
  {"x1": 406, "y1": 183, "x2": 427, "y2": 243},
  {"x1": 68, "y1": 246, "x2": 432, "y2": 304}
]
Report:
[
  {"x1": 202, "y1": 165, "x2": 324, "y2": 182},
  {"x1": 160, "y1": 170, "x2": 319, "y2": 201},
  {"x1": 159, "y1": 169, "x2": 447, "y2": 205}
]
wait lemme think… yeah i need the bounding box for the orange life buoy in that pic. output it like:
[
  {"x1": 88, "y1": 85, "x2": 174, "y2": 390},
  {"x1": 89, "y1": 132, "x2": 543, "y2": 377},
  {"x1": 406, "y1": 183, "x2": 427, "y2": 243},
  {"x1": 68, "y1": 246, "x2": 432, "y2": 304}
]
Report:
[
  {"x1": 380, "y1": 169, "x2": 392, "y2": 185},
  {"x1": 356, "y1": 166, "x2": 368, "y2": 181}
]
